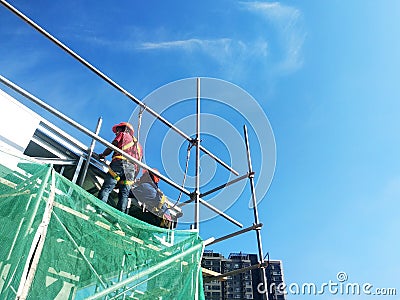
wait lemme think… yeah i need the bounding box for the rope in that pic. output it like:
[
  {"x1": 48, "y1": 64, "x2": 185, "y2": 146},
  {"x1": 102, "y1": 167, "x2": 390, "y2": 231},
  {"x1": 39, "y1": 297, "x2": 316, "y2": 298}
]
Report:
[
  {"x1": 136, "y1": 106, "x2": 145, "y2": 144},
  {"x1": 130, "y1": 106, "x2": 145, "y2": 181},
  {"x1": 164, "y1": 141, "x2": 194, "y2": 214},
  {"x1": 135, "y1": 105, "x2": 190, "y2": 219}
]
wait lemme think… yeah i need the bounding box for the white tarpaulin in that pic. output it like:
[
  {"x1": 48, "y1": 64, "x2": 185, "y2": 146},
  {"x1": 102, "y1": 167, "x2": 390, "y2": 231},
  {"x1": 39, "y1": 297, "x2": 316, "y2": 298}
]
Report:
[{"x1": 0, "y1": 88, "x2": 40, "y2": 169}]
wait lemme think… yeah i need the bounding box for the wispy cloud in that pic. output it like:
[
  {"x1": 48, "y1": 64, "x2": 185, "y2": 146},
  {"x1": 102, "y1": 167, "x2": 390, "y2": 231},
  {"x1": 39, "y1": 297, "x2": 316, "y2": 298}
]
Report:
[
  {"x1": 241, "y1": 1, "x2": 300, "y2": 22},
  {"x1": 137, "y1": 38, "x2": 268, "y2": 69},
  {"x1": 134, "y1": 1, "x2": 304, "y2": 78},
  {"x1": 138, "y1": 38, "x2": 231, "y2": 51},
  {"x1": 240, "y1": 1, "x2": 306, "y2": 73},
  {"x1": 139, "y1": 38, "x2": 267, "y2": 55},
  {"x1": 59, "y1": 1, "x2": 303, "y2": 82}
]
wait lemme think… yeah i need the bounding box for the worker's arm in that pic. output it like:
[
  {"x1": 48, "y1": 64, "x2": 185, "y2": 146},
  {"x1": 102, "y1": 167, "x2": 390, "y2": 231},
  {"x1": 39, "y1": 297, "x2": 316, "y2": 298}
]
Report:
[{"x1": 99, "y1": 140, "x2": 118, "y2": 159}]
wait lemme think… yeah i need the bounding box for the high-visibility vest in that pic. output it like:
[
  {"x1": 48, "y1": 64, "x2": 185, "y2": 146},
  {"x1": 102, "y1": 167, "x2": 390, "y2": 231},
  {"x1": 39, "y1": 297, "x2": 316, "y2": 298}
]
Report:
[{"x1": 112, "y1": 136, "x2": 142, "y2": 162}]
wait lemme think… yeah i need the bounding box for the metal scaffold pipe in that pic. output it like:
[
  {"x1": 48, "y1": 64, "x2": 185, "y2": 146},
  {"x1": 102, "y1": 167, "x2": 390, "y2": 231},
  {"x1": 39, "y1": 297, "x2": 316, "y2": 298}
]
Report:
[
  {"x1": 0, "y1": 0, "x2": 238, "y2": 176},
  {"x1": 204, "y1": 223, "x2": 262, "y2": 246},
  {"x1": 194, "y1": 78, "x2": 201, "y2": 230},
  {"x1": 199, "y1": 197, "x2": 243, "y2": 228},
  {"x1": 200, "y1": 173, "x2": 251, "y2": 198},
  {"x1": 244, "y1": 124, "x2": 269, "y2": 300},
  {"x1": 0, "y1": 75, "x2": 190, "y2": 195},
  {"x1": 0, "y1": 74, "x2": 244, "y2": 228},
  {"x1": 77, "y1": 117, "x2": 102, "y2": 187}
]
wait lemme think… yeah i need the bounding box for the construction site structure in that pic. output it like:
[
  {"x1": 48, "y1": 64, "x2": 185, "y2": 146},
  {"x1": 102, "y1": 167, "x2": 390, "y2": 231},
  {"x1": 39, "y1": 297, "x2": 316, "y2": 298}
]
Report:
[
  {"x1": 202, "y1": 251, "x2": 286, "y2": 300},
  {"x1": 0, "y1": 1, "x2": 272, "y2": 299}
]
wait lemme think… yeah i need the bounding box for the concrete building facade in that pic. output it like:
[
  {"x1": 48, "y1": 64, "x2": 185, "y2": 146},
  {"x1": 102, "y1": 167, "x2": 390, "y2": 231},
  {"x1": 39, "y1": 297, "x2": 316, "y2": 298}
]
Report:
[{"x1": 202, "y1": 251, "x2": 286, "y2": 300}]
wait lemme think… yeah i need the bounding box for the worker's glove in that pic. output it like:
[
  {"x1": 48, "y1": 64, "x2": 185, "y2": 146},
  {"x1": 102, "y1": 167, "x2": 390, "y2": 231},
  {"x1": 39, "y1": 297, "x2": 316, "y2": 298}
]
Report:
[
  {"x1": 98, "y1": 153, "x2": 106, "y2": 160},
  {"x1": 156, "y1": 188, "x2": 164, "y2": 196}
]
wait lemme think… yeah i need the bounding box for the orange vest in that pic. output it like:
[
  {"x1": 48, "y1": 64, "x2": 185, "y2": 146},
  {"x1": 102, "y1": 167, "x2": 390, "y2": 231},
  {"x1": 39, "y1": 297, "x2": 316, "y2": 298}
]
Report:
[{"x1": 112, "y1": 132, "x2": 143, "y2": 165}]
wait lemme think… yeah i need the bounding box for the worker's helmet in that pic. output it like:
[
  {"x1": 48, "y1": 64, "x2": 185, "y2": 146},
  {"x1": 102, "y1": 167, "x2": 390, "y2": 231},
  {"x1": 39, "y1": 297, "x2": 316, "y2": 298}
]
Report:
[
  {"x1": 143, "y1": 168, "x2": 160, "y2": 183},
  {"x1": 112, "y1": 122, "x2": 134, "y2": 136}
]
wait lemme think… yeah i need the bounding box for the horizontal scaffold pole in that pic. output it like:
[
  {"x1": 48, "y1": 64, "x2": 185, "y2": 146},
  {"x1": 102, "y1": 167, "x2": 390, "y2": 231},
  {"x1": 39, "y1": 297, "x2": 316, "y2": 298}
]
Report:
[
  {"x1": 204, "y1": 223, "x2": 262, "y2": 246},
  {"x1": 0, "y1": 74, "x2": 243, "y2": 229},
  {"x1": 203, "y1": 260, "x2": 269, "y2": 283},
  {"x1": 198, "y1": 198, "x2": 242, "y2": 228},
  {"x1": 0, "y1": 0, "x2": 238, "y2": 176},
  {"x1": 199, "y1": 172, "x2": 252, "y2": 198},
  {"x1": 179, "y1": 173, "x2": 251, "y2": 207},
  {"x1": 0, "y1": 75, "x2": 190, "y2": 195}
]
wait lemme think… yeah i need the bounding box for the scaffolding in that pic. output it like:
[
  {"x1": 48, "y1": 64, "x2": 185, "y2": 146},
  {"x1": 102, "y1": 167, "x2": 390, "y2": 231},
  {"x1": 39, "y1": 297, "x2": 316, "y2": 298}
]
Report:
[
  {"x1": 0, "y1": 149, "x2": 205, "y2": 300},
  {"x1": 0, "y1": 1, "x2": 271, "y2": 299}
]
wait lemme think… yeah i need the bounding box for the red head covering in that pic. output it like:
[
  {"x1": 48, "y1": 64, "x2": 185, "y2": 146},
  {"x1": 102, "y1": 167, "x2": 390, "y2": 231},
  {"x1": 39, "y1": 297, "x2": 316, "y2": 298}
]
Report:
[{"x1": 112, "y1": 122, "x2": 134, "y2": 136}]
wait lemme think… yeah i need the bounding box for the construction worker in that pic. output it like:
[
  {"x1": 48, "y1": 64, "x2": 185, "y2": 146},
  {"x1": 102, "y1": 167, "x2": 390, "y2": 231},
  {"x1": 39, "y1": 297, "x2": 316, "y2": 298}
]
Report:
[
  {"x1": 131, "y1": 169, "x2": 163, "y2": 209},
  {"x1": 129, "y1": 169, "x2": 172, "y2": 227},
  {"x1": 98, "y1": 122, "x2": 142, "y2": 213}
]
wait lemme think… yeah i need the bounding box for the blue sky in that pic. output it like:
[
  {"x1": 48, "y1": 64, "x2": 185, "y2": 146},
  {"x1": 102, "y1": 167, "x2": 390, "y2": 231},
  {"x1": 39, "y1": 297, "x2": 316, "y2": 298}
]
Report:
[{"x1": 1, "y1": 0, "x2": 400, "y2": 298}]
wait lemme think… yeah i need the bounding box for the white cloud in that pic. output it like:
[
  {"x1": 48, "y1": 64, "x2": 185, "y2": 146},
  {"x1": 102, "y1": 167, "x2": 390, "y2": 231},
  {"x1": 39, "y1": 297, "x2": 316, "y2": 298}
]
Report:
[
  {"x1": 137, "y1": 38, "x2": 268, "y2": 66},
  {"x1": 241, "y1": 1, "x2": 306, "y2": 73},
  {"x1": 242, "y1": 1, "x2": 300, "y2": 22},
  {"x1": 138, "y1": 38, "x2": 230, "y2": 51},
  {"x1": 66, "y1": 1, "x2": 303, "y2": 81},
  {"x1": 133, "y1": 2, "x2": 304, "y2": 77}
]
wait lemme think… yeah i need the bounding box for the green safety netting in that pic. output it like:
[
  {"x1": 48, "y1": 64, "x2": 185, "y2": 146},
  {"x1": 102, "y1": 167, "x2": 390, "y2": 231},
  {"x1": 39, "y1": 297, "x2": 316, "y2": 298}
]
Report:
[{"x1": 0, "y1": 149, "x2": 204, "y2": 300}]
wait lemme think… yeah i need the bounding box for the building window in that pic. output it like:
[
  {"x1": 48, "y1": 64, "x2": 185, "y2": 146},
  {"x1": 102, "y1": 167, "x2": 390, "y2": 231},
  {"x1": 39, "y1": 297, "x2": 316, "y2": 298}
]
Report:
[{"x1": 272, "y1": 271, "x2": 281, "y2": 275}]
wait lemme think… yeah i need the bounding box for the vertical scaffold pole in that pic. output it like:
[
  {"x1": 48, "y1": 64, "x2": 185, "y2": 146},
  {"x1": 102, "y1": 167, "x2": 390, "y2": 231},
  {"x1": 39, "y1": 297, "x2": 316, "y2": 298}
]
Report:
[
  {"x1": 78, "y1": 116, "x2": 102, "y2": 186},
  {"x1": 193, "y1": 78, "x2": 201, "y2": 300},
  {"x1": 18, "y1": 168, "x2": 56, "y2": 300},
  {"x1": 244, "y1": 125, "x2": 268, "y2": 300},
  {"x1": 194, "y1": 78, "x2": 201, "y2": 231}
]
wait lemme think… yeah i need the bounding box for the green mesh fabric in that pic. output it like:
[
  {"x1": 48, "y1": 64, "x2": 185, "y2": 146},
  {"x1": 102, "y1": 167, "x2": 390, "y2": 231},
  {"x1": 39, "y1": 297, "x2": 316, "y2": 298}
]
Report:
[{"x1": 0, "y1": 150, "x2": 204, "y2": 300}]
